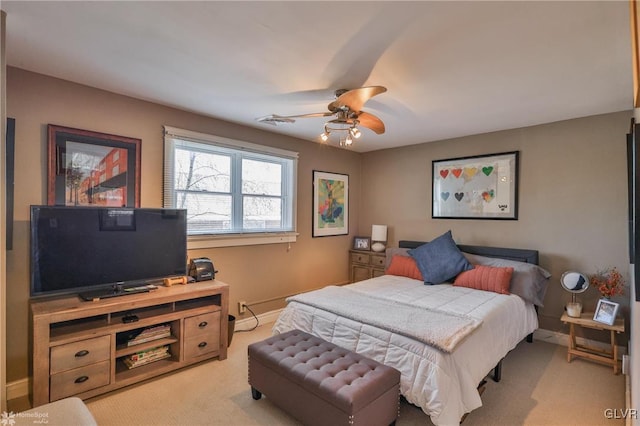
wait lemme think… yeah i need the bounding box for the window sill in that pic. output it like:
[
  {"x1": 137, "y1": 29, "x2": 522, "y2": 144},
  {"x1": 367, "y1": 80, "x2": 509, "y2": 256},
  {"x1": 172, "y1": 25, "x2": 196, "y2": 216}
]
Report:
[{"x1": 187, "y1": 232, "x2": 298, "y2": 249}]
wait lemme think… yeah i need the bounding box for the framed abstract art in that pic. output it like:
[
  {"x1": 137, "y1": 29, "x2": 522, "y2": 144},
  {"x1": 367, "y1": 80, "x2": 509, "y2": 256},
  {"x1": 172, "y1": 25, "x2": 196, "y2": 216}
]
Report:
[
  {"x1": 432, "y1": 151, "x2": 519, "y2": 220},
  {"x1": 312, "y1": 170, "x2": 348, "y2": 237}
]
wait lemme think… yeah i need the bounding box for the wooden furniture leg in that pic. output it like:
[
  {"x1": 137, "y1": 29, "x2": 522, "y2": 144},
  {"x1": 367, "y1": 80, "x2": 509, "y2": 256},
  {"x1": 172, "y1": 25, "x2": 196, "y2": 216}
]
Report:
[
  {"x1": 567, "y1": 323, "x2": 576, "y2": 362},
  {"x1": 611, "y1": 330, "x2": 619, "y2": 375}
]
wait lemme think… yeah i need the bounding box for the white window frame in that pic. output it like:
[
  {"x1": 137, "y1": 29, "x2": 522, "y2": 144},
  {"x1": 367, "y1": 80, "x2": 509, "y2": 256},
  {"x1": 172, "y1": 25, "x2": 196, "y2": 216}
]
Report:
[{"x1": 163, "y1": 126, "x2": 298, "y2": 248}]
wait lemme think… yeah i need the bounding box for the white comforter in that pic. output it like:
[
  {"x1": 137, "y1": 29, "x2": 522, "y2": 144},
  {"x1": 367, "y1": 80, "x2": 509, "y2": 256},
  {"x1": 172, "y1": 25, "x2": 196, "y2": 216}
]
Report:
[{"x1": 272, "y1": 275, "x2": 538, "y2": 426}]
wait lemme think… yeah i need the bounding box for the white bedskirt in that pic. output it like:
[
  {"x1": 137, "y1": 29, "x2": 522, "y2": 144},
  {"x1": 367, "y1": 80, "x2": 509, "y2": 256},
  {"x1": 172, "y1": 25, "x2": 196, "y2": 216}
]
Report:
[{"x1": 272, "y1": 275, "x2": 538, "y2": 426}]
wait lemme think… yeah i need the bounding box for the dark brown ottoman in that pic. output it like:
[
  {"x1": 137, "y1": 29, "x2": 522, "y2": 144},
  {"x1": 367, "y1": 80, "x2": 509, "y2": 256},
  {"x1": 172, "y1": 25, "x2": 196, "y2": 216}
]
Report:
[{"x1": 248, "y1": 329, "x2": 400, "y2": 426}]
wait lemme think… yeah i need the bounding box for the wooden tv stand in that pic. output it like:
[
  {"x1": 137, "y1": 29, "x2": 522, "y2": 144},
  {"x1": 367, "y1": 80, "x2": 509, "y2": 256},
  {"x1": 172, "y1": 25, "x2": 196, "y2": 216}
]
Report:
[{"x1": 30, "y1": 280, "x2": 229, "y2": 407}]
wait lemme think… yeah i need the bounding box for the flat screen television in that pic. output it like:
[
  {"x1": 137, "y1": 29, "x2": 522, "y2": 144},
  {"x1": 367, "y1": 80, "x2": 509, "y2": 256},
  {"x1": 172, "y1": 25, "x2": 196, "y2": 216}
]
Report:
[{"x1": 30, "y1": 206, "x2": 187, "y2": 300}]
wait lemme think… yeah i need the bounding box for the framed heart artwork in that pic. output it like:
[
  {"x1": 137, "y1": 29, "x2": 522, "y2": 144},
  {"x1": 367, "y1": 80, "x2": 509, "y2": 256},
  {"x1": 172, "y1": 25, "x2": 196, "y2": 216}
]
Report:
[{"x1": 432, "y1": 151, "x2": 519, "y2": 219}]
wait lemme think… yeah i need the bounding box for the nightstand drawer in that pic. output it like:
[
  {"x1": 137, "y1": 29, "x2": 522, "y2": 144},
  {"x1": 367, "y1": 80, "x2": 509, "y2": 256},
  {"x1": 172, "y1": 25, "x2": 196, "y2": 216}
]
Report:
[
  {"x1": 50, "y1": 360, "x2": 110, "y2": 401},
  {"x1": 372, "y1": 269, "x2": 386, "y2": 278},
  {"x1": 370, "y1": 254, "x2": 386, "y2": 267},
  {"x1": 351, "y1": 252, "x2": 371, "y2": 264},
  {"x1": 50, "y1": 335, "x2": 111, "y2": 374}
]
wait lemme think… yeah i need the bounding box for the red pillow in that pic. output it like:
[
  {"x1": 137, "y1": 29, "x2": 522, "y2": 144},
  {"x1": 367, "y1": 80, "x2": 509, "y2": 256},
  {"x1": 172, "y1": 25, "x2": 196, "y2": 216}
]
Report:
[
  {"x1": 453, "y1": 265, "x2": 513, "y2": 294},
  {"x1": 385, "y1": 255, "x2": 423, "y2": 280}
]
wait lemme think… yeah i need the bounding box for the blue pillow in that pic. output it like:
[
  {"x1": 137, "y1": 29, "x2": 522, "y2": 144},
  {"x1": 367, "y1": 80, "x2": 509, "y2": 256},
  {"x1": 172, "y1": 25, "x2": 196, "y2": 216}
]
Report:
[{"x1": 408, "y1": 231, "x2": 473, "y2": 284}]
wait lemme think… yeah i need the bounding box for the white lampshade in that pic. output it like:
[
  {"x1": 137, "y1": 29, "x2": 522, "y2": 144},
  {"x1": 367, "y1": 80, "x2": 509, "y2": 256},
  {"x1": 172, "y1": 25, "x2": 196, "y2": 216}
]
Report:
[
  {"x1": 371, "y1": 225, "x2": 387, "y2": 241},
  {"x1": 371, "y1": 225, "x2": 387, "y2": 252}
]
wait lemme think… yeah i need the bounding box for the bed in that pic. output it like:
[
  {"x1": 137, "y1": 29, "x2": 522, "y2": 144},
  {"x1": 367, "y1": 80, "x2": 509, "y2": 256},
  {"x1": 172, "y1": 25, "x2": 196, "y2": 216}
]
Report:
[{"x1": 272, "y1": 238, "x2": 550, "y2": 425}]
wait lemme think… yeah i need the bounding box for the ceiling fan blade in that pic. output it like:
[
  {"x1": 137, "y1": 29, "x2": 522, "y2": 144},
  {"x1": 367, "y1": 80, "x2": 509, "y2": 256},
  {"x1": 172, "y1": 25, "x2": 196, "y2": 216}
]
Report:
[
  {"x1": 256, "y1": 114, "x2": 296, "y2": 126},
  {"x1": 356, "y1": 111, "x2": 385, "y2": 135},
  {"x1": 328, "y1": 86, "x2": 387, "y2": 113},
  {"x1": 286, "y1": 112, "x2": 335, "y2": 119},
  {"x1": 256, "y1": 112, "x2": 334, "y2": 126}
]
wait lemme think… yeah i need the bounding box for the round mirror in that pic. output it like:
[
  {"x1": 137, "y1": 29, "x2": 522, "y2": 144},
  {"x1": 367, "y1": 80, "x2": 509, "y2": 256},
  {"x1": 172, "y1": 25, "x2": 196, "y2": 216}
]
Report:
[{"x1": 560, "y1": 271, "x2": 590, "y2": 293}]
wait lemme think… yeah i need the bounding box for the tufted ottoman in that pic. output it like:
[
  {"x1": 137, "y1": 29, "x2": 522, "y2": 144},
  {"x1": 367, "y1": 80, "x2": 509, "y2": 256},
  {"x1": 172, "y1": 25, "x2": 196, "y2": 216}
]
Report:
[{"x1": 248, "y1": 329, "x2": 400, "y2": 426}]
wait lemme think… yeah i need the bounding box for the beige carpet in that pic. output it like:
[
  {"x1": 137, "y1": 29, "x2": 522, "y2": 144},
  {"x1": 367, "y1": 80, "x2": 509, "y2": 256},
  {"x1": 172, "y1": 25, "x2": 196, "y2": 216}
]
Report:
[{"x1": 13, "y1": 322, "x2": 625, "y2": 425}]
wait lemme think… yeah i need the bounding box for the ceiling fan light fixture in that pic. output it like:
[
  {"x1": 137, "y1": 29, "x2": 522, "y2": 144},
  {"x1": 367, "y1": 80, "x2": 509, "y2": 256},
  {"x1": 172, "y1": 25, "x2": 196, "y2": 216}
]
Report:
[
  {"x1": 340, "y1": 134, "x2": 353, "y2": 147},
  {"x1": 258, "y1": 86, "x2": 387, "y2": 148}
]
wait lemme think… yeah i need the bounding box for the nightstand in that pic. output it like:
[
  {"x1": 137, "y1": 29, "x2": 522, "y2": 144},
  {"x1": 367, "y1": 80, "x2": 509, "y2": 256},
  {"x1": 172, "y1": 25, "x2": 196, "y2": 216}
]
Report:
[
  {"x1": 349, "y1": 250, "x2": 386, "y2": 283},
  {"x1": 560, "y1": 312, "x2": 624, "y2": 374}
]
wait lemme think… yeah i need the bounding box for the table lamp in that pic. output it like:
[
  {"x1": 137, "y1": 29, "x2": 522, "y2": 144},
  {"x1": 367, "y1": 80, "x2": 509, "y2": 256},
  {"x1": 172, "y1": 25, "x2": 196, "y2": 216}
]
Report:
[
  {"x1": 560, "y1": 271, "x2": 589, "y2": 317},
  {"x1": 371, "y1": 225, "x2": 387, "y2": 252}
]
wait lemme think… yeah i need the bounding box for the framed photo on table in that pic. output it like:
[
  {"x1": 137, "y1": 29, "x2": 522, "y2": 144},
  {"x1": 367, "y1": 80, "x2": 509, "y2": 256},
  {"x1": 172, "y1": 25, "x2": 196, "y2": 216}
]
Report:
[
  {"x1": 353, "y1": 236, "x2": 371, "y2": 251},
  {"x1": 47, "y1": 125, "x2": 141, "y2": 207},
  {"x1": 593, "y1": 298, "x2": 620, "y2": 326},
  {"x1": 432, "y1": 151, "x2": 519, "y2": 219},
  {"x1": 312, "y1": 170, "x2": 348, "y2": 237}
]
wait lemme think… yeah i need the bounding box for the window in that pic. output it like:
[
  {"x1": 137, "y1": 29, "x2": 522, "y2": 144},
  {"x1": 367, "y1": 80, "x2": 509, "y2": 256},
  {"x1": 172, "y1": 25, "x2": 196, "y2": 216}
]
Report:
[{"x1": 164, "y1": 126, "x2": 298, "y2": 248}]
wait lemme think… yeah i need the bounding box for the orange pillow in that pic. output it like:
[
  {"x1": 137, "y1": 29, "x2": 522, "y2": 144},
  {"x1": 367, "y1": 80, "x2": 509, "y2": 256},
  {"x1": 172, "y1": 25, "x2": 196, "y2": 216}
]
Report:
[
  {"x1": 385, "y1": 255, "x2": 423, "y2": 280},
  {"x1": 453, "y1": 265, "x2": 513, "y2": 295}
]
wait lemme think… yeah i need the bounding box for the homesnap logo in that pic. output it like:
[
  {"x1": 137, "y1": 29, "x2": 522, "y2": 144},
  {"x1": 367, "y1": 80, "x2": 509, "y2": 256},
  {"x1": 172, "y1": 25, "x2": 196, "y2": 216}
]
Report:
[
  {"x1": 1, "y1": 410, "x2": 49, "y2": 424},
  {"x1": 0, "y1": 411, "x2": 15, "y2": 426}
]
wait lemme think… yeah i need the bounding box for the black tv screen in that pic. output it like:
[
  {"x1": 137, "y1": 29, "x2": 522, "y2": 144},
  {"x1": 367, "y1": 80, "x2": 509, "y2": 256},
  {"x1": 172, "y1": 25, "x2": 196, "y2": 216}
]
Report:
[{"x1": 30, "y1": 206, "x2": 187, "y2": 298}]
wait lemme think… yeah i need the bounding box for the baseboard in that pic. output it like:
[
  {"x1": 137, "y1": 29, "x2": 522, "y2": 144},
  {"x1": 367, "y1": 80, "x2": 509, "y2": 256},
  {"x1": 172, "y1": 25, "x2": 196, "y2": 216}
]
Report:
[
  {"x1": 626, "y1": 373, "x2": 631, "y2": 426},
  {"x1": 6, "y1": 377, "x2": 29, "y2": 402},
  {"x1": 533, "y1": 328, "x2": 628, "y2": 357}
]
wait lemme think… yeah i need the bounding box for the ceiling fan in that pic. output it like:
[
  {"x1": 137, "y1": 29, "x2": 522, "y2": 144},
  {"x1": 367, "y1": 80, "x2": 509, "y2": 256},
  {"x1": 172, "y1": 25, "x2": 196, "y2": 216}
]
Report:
[{"x1": 257, "y1": 86, "x2": 387, "y2": 146}]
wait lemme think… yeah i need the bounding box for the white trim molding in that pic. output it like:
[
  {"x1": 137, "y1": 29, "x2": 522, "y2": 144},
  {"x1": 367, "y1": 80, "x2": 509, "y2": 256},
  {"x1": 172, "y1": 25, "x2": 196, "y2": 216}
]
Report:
[{"x1": 533, "y1": 328, "x2": 628, "y2": 358}]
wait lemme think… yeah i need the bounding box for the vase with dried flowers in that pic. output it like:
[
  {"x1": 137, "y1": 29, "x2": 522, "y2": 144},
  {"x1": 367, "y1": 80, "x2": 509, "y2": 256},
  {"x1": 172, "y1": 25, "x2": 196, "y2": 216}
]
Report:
[{"x1": 589, "y1": 267, "x2": 625, "y2": 299}]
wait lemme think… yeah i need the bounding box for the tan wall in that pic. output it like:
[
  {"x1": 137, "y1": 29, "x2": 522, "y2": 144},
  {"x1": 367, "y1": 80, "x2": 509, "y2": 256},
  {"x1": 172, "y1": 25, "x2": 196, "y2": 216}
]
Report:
[
  {"x1": 5, "y1": 67, "x2": 361, "y2": 382},
  {"x1": 359, "y1": 111, "x2": 632, "y2": 336},
  {"x1": 6, "y1": 66, "x2": 632, "y2": 384}
]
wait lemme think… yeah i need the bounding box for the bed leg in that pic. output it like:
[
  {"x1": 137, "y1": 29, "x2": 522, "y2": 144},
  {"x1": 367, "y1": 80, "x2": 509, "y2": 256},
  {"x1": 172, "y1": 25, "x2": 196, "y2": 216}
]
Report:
[
  {"x1": 526, "y1": 332, "x2": 533, "y2": 343},
  {"x1": 492, "y1": 359, "x2": 502, "y2": 382},
  {"x1": 251, "y1": 387, "x2": 262, "y2": 400}
]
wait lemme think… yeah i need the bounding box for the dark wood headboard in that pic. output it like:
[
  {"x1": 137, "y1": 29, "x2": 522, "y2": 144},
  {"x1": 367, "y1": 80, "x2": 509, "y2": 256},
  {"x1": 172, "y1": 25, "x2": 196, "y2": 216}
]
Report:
[{"x1": 398, "y1": 240, "x2": 539, "y2": 265}]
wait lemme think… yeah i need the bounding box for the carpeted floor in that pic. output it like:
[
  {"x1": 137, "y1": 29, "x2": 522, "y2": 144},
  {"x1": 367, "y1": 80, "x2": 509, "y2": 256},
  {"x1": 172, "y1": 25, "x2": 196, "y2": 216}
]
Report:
[
  {"x1": 83, "y1": 323, "x2": 625, "y2": 426},
  {"x1": 10, "y1": 322, "x2": 626, "y2": 425}
]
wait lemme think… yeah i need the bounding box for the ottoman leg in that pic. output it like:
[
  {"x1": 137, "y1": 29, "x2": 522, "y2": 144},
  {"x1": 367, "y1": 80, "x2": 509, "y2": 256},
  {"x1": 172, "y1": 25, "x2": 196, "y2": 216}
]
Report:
[{"x1": 251, "y1": 386, "x2": 262, "y2": 400}]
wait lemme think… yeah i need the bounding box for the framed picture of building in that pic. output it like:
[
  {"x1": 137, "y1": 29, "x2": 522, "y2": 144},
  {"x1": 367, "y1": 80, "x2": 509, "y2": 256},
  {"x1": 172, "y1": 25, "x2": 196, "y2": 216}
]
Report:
[{"x1": 47, "y1": 125, "x2": 141, "y2": 207}]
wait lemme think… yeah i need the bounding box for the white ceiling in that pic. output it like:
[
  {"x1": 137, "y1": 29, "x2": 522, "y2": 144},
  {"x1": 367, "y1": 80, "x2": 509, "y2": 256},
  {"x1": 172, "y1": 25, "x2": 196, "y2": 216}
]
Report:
[{"x1": 2, "y1": 1, "x2": 634, "y2": 152}]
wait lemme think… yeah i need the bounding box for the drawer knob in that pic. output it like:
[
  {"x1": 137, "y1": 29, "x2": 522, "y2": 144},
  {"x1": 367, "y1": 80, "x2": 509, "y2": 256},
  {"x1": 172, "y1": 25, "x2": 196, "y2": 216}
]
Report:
[
  {"x1": 198, "y1": 341, "x2": 207, "y2": 348},
  {"x1": 74, "y1": 350, "x2": 89, "y2": 358},
  {"x1": 74, "y1": 376, "x2": 89, "y2": 384},
  {"x1": 198, "y1": 321, "x2": 208, "y2": 328}
]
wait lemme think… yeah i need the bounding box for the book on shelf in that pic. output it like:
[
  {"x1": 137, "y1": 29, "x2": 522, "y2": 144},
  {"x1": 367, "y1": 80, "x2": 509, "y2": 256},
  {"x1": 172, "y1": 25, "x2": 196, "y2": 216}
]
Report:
[
  {"x1": 125, "y1": 324, "x2": 171, "y2": 347},
  {"x1": 123, "y1": 345, "x2": 171, "y2": 369}
]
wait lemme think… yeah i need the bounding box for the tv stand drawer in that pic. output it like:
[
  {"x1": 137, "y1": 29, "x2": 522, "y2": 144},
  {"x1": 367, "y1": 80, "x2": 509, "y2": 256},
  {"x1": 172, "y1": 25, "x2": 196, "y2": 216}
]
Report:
[
  {"x1": 184, "y1": 311, "x2": 220, "y2": 360},
  {"x1": 50, "y1": 360, "x2": 110, "y2": 401},
  {"x1": 184, "y1": 312, "x2": 220, "y2": 338},
  {"x1": 50, "y1": 335, "x2": 110, "y2": 374}
]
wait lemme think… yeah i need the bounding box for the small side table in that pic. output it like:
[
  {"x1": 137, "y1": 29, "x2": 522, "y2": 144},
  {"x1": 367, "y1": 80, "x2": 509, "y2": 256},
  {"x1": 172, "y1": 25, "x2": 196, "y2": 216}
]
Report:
[{"x1": 561, "y1": 312, "x2": 624, "y2": 374}]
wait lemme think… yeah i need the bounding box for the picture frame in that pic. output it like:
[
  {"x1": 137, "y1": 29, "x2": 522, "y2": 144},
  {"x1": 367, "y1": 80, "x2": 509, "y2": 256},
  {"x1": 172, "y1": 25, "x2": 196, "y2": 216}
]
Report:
[
  {"x1": 353, "y1": 236, "x2": 371, "y2": 251},
  {"x1": 593, "y1": 298, "x2": 620, "y2": 326},
  {"x1": 432, "y1": 151, "x2": 519, "y2": 219},
  {"x1": 312, "y1": 170, "x2": 348, "y2": 237},
  {"x1": 47, "y1": 124, "x2": 141, "y2": 207}
]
